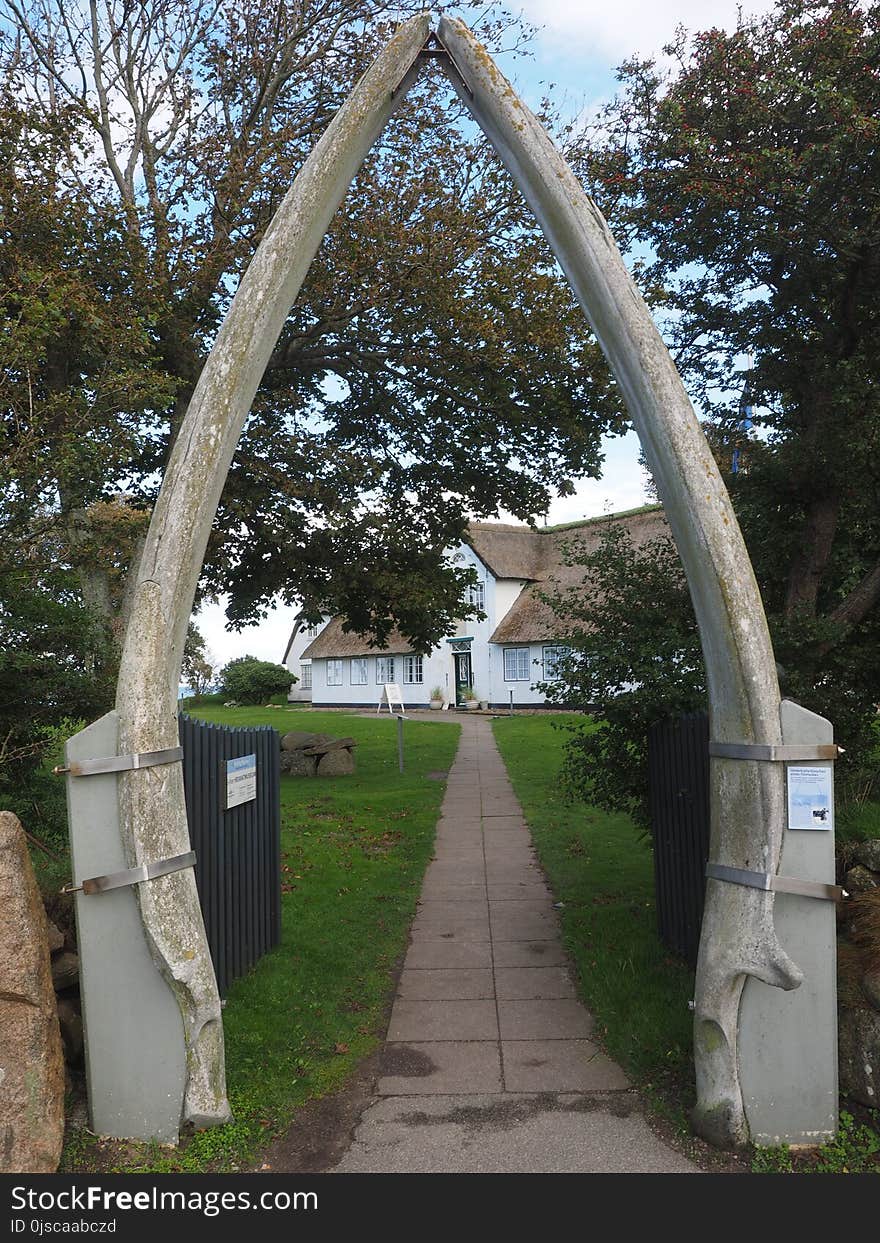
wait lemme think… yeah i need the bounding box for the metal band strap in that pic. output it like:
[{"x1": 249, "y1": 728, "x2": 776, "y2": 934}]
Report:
[
  {"x1": 54, "y1": 746, "x2": 184, "y2": 778},
  {"x1": 63, "y1": 850, "x2": 196, "y2": 896},
  {"x1": 706, "y1": 862, "x2": 844, "y2": 903},
  {"x1": 708, "y1": 742, "x2": 841, "y2": 762}
]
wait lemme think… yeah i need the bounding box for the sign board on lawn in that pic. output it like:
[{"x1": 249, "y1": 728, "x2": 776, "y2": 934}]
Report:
[
  {"x1": 377, "y1": 683, "x2": 405, "y2": 715},
  {"x1": 224, "y1": 753, "x2": 257, "y2": 810}
]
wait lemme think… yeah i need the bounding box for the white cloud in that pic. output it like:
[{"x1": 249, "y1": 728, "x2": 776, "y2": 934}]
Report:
[
  {"x1": 517, "y1": 0, "x2": 777, "y2": 60},
  {"x1": 193, "y1": 597, "x2": 297, "y2": 673}
]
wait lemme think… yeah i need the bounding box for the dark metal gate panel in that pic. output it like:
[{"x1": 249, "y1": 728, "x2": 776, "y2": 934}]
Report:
[
  {"x1": 648, "y1": 711, "x2": 710, "y2": 967},
  {"x1": 178, "y1": 714, "x2": 281, "y2": 996}
]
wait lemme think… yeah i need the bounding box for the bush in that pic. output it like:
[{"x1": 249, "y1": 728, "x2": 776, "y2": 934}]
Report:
[{"x1": 220, "y1": 656, "x2": 295, "y2": 705}]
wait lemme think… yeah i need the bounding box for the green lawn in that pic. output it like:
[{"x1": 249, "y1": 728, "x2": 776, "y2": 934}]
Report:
[
  {"x1": 62, "y1": 707, "x2": 460, "y2": 1173},
  {"x1": 491, "y1": 714, "x2": 696, "y2": 1120}
]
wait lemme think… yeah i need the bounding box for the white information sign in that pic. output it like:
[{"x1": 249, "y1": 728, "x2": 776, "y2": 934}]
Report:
[
  {"x1": 377, "y1": 683, "x2": 405, "y2": 715},
  {"x1": 225, "y1": 753, "x2": 257, "y2": 810},
  {"x1": 787, "y1": 763, "x2": 833, "y2": 831}
]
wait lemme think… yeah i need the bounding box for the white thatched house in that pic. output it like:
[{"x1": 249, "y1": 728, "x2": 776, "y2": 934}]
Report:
[{"x1": 282, "y1": 506, "x2": 667, "y2": 709}]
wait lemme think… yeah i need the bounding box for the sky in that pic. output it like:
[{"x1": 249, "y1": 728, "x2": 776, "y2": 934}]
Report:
[{"x1": 194, "y1": 0, "x2": 780, "y2": 671}]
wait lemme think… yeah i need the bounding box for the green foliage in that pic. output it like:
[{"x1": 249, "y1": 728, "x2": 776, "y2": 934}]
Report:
[
  {"x1": 1, "y1": 2, "x2": 624, "y2": 657},
  {"x1": 540, "y1": 521, "x2": 704, "y2": 830},
  {"x1": 0, "y1": 553, "x2": 113, "y2": 815},
  {"x1": 560, "y1": 0, "x2": 880, "y2": 814},
  {"x1": 752, "y1": 1111, "x2": 880, "y2": 1173},
  {"x1": 220, "y1": 656, "x2": 294, "y2": 705}
]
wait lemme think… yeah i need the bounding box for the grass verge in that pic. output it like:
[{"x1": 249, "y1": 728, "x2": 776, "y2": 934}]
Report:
[{"x1": 61, "y1": 708, "x2": 459, "y2": 1173}]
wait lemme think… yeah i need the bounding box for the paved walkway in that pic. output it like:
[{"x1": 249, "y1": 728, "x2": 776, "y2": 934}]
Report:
[{"x1": 332, "y1": 716, "x2": 698, "y2": 1173}]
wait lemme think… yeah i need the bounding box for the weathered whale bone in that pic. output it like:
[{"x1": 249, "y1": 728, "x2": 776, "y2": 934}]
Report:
[{"x1": 115, "y1": 11, "x2": 796, "y2": 1143}]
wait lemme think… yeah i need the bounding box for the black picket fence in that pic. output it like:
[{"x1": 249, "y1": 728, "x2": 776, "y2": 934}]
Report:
[
  {"x1": 178, "y1": 713, "x2": 281, "y2": 997},
  {"x1": 647, "y1": 711, "x2": 710, "y2": 967}
]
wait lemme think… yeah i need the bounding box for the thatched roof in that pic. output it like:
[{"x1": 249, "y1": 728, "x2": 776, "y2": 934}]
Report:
[
  {"x1": 488, "y1": 506, "x2": 669, "y2": 644},
  {"x1": 466, "y1": 523, "x2": 547, "y2": 580},
  {"x1": 300, "y1": 615, "x2": 417, "y2": 660}
]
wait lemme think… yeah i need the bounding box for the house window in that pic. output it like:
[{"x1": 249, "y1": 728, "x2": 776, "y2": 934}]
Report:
[
  {"x1": 466, "y1": 580, "x2": 485, "y2": 610},
  {"x1": 403, "y1": 654, "x2": 423, "y2": 684},
  {"x1": 350, "y1": 657, "x2": 367, "y2": 685},
  {"x1": 503, "y1": 647, "x2": 531, "y2": 681},
  {"x1": 300, "y1": 663, "x2": 312, "y2": 689},
  {"x1": 327, "y1": 659, "x2": 343, "y2": 686},
  {"x1": 376, "y1": 656, "x2": 395, "y2": 683},
  {"x1": 542, "y1": 645, "x2": 571, "y2": 681},
  {"x1": 303, "y1": 622, "x2": 319, "y2": 639}
]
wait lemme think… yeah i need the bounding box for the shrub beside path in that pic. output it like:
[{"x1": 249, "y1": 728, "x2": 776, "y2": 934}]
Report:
[{"x1": 329, "y1": 715, "x2": 699, "y2": 1173}]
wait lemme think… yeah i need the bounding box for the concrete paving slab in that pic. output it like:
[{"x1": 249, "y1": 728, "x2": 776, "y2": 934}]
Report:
[
  {"x1": 492, "y1": 940, "x2": 568, "y2": 967},
  {"x1": 377, "y1": 1044, "x2": 502, "y2": 1095},
  {"x1": 397, "y1": 968, "x2": 495, "y2": 1000},
  {"x1": 501, "y1": 1040, "x2": 630, "y2": 1092},
  {"x1": 416, "y1": 898, "x2": 488, "y2": 913},
  {"x1": 494, "y1": 966, "x2": 576, "y2": 1000},
  {"x1": 488, "y1": 883, "x2": 552, "y2": 902},
  {"x1": 333, "y1": 1094, "x2": 699, "y2": 1173},
  {"x1": 388, "y1": 999, "x2": 498, "y2": 1041},
  {"x1": 490, "y1": 898, "x2": 556, "y2": 917},
  {"x1": 410, "y1": 916, "x2": 490, "y2": 941},
  {"x1": 498, "y1": 999, "x2": 595, "y2": 1040},
  {"x1": 419, "y1": 882, "x2": 486, "y2": 900},
  {"x1": 489, "y1": 910, "x2": 559, "y2": 941},
  {"x1": 403, "y1": 941, "x2": 493, "y2": 969},
  {"x1": 484, "y1": 863, "x2": 544, "y2": 881}
]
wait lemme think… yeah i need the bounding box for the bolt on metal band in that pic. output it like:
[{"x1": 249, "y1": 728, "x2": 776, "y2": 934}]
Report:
[{"x1": 62, "y1": 850, "x2": 196, "y2": 896}]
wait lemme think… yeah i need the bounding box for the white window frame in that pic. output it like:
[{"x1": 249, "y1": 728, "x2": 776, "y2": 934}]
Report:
[
  {"x1": 300, "y1": 662, "x2": 312, "y2": 689},
  {"x1": 350, "y1": 657, "x2": 367, "y2": 685},
  {"x1": 503, "y1": 647, "x2": 531, "y2": 681},
  {"x1": 403, "y1": 654, "x2": 423, "y2": 684},
  {"x1": 304, "y1": 622, "x2": 319, "y2": 639},
  {"x1": 327, "y1": 659, "x2": 343, "y2": 686},
  {"x1": 542, "y1": 645, "x2": 571, "y2": 681},
  {"x1": 376, "y1": 656, "x2": 395, "y2": 684},
  {"x1": 466, "y1": 580, "x2": 485, "y2": 610}
]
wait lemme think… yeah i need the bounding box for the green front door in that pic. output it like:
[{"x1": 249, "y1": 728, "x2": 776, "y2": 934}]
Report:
[{"x1": 454, "y1": 651, "x2": 472, "y2": 704}]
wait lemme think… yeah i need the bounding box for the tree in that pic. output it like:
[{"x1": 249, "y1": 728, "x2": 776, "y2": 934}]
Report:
[
  {"x1": 541, "y1": 521, "x2": 704, "y2": 830},
  {"x1": 220, "y1": 655, "x2": 294, "y2": 704},
  {"x1": 2, "y1": 0, "x2": 624, "y2": 655},
  {"x1": 181, "y1": 623, "x2": 217, "y2": 697},
  {"x1": 558, "y1": 0, "x2": 880, "y2": 799}
]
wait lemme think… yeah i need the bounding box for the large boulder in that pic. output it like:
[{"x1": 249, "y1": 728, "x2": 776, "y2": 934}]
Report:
[
  {"x1": 280, "y1": 750, "x2": 317, "y2": 777},
  {"x1": 854, "y1": 839, "x2": 880, "y2": 873},
  {"x1": 0, "y1": 811, "x2": 65, "y2": 1172},
  {"x1": 317, "y1": 748, "x2": 356, "y2": 777},
  {"x1": 843, "y1": 865, "x2": 878, "y2": 896},
  {"x1": 838, "y1": 1005, "x2": 880, "y2": 1108},
  {"x1": 281, "y1": 731, "x2": 332, "y2": 753}
]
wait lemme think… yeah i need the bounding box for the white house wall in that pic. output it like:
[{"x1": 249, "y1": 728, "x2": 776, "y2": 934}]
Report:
[
  {"x1": 309, "y1": 650, "x2": 450, "y2": 708},
  {"x1": 284, "y1": 616, "x2": 331, "y2": 702},
  {"x1": 296, "y1": 543, "x2": 566, "y2": 709}
]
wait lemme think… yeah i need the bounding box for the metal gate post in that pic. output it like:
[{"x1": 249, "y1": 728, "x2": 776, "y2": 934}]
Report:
[
  {"x1": 63, "y1": 714, "x2": 186, "y2": 1141},
  {"x1": 737, "y1": 700, "x2": 839, "y2": 1145}
]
